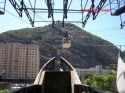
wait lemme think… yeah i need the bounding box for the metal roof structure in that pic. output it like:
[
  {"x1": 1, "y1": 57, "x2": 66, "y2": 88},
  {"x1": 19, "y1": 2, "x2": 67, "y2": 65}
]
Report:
[{"x1": 1, "y1": 0, "x2": 125, "y2": 28}]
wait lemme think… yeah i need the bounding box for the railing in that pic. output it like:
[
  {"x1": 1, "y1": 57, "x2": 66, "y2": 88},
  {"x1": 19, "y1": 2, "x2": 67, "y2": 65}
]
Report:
[
  {"x1": 74, "y1": 84, "x2": 119, "y2": 93},
  {"x1": 10, "y1": 84, "x2": 119, "y2": 93},
  {"x1": 10, "y1": 85, "x2": 42, "y2": 93}
]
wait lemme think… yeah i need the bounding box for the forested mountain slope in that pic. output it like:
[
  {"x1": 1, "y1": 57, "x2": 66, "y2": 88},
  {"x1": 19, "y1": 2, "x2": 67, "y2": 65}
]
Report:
[{"x1": 0, "y1": 23, "x2": 119, "y2": 68}]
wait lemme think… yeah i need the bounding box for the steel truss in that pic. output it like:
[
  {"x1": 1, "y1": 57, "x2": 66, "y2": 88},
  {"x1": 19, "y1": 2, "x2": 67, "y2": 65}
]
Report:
[
  {"x1": 9, "y1": 0, "x2": 34, "y2": 27},
  {"x1": 1, "y1": 0, "x2": 124, "y2": 28},
  {"x1": 7, "y1": 0, "x2": 108, "y2": 27},
  {"x1": 82, "y1": 0, "x2": 107, "y2": 27},
  {"x1": 46, "y1": 0, "x2": 55, "y2": 27},
  {"x1": 0, "y1": 0, "x2": 6, "y2": 15},
  {"x1": 109, "y1": 0, "x2": 125, "y2": 29}
]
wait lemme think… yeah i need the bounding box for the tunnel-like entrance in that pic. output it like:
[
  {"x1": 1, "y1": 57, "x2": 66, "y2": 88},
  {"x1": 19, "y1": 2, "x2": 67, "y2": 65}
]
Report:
[{"x1": 43, "y1": 71, "x2": 71, "y2": 93}]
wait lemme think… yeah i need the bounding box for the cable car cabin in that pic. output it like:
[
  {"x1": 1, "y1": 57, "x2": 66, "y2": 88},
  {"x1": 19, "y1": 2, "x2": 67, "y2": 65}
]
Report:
[
  {"x1": 62, "y1": 37, "x2": 71, "y2": 49},
  {"x1": 10, "y1": 57, "x2": 104, "y2": 93}
]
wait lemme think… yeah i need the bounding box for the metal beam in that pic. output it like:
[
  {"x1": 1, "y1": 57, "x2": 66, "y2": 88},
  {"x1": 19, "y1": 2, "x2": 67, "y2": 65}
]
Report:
[
  {"x1": 82, "y1": 0, "x2": 95, "y2": 28},
  {"x1": 46, "y1": 0, "x2": 53, "y2": 18},
  {"x1": 121, "y1": 21, "x2": 125, "y2": 29},
  {"x1": 0, "y1": 0, "x2": 6, "y2": 15},
  {"x1": 46, "y1": 0, "x2": 55, "y2": 26},
  {"x1": 112, "y1": 5, "x2": 125, "y2": 16},
  {"x1": 9, "y1": 0, "x2": 22, "y2": 17},
  {"x1": 9, "y1": 0, "x2": 34, "y2": 27},
  {"x1": 63, "y1": 0, "x2": 68, "y2": 19},
  {"x1": 0, "y1": 10, "x2": 4, "y2": 14},
  {"x1": 34, "y1": 20, "x2": 82, "y2": 23},
  {"x1": 62, "y1": 0, "x2": 68, "y2": 27},
  {"x1": 82, "y1": 5, "x2": 93, "y2": 28},
  {"x1": 93, "y1": 0, "x2": 107, "y2": 20},
  {"x1": 23, "y1": 3, "x2": 34, "y2": 27}
]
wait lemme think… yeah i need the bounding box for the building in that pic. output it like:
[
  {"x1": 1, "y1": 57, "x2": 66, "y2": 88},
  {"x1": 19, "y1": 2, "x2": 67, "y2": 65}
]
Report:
[
  {"x1": 0, "y1": 43, "x2": 40, "y2": 80},
  {"x1": 75, "y1": 65, "x2": 113, "y2": 81}
]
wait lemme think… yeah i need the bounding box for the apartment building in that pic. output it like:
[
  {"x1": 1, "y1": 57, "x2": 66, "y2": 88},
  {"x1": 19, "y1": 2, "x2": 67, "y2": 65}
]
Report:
[{"x1": 0, "y1": 43, "x2": 40, "y2": 79}]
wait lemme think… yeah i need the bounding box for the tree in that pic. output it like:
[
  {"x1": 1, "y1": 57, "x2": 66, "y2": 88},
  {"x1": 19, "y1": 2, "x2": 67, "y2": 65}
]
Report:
[
  {"x1": 0, "y1": 89, "x2": 10, "y2": 93},
  {"x1": 83, "y1": 73, "x2": 116, "y2": 91}
]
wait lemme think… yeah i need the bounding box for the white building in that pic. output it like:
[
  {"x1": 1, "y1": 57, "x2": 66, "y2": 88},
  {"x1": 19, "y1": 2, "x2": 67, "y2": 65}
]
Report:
[{"x1": 75, "y1": 65, "x2": 113, "y2": 80}]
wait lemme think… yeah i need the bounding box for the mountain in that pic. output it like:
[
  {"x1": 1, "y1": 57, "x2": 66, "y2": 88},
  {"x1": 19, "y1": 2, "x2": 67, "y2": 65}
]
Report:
[{"x1": 0, "y1": 23, "x2": 119, "y2": 68}]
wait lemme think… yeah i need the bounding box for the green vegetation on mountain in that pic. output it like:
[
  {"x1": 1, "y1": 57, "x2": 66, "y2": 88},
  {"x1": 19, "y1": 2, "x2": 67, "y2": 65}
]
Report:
[{"x1": 0, "y1": 23, "x2": 119, "y2": 68}]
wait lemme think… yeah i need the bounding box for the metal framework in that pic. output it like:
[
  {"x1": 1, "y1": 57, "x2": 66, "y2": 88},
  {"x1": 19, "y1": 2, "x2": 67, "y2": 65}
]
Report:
[
  {"x1": 0, "y1": 0, "x2": 6, "y2": 15},
  {"x1": 46, "y1": 0, "x2": 55, "y2": 27},
  {"x1": 9, "y1": 0, "x2": 34, "y2": 27},
  {"x1": 93, "y1": 0, "x2": 107, "y2": 20},
  {"x1": 62, "y1": 0, "x2": 68, "y2": 27},
  {"x1": 0, "y1": 0, "x2": 124, "y2": 28},
  {"x1": 7, "y1": 0, "x2": 108, "y2": 27},
  {"x1": 82, "y1": 4, "x2": 95, "y2": 28},
  {"x1": 109, "y1": 0, "x2": 125, "y2": 29},
  {"x1": 82, "y1": 0, "x2": 107, "y2": 27}
]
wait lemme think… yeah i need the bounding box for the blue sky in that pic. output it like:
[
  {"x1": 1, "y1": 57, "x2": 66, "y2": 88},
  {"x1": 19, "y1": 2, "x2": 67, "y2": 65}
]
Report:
[{"x1": 0, "y1": 0, "x2": 125, "y2": 49}]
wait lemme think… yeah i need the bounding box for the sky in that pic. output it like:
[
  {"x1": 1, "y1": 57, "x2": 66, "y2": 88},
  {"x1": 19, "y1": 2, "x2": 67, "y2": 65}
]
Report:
[{"x1": 0, "y1": 0, "x2": 125, "y2": 50}]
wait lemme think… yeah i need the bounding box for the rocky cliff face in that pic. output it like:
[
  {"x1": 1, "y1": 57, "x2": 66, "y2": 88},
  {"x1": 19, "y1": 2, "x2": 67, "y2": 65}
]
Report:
[{"x1": 0, "y1": 23, "x2": 119, "y2": 68}]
